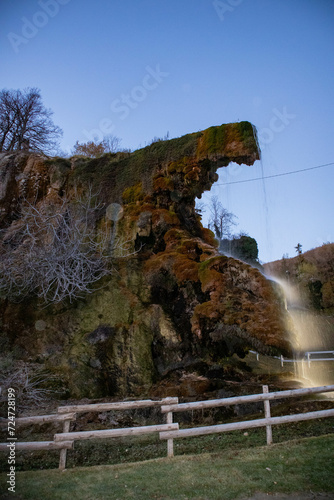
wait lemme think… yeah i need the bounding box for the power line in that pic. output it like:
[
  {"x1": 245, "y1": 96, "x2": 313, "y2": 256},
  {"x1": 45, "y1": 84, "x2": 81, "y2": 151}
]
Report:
[{"x1": 216, "y1": 162, "x2": 334, "y2": 186}]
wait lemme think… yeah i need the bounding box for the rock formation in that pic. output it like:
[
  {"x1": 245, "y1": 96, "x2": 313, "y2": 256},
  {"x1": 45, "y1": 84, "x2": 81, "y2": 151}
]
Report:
[{"x1": 0, "y1": 122, "x2": 289, "y2": 398}]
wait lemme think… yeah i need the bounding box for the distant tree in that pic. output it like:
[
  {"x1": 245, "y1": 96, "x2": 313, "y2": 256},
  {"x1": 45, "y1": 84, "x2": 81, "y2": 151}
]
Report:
[
  {"x1": 322, "y1": 281, "x2": 334, "y2": 309},
  {"x1": 0, "y1": 87, "x2": 62, "y2": 154},
  {"x1": 280, "y1": 254, "x2": 289, "y2": 276},
  {"x1": 220, "y1": 233, "x2": 259, "y2": 263},
  {"x1": 102, "y1": 134, "x2": 122, "y2": 153},
  {"x1": 295, "y1": 243, "x2": 303, "y2": 255},
  {"x1": 195, "y1": 200, "x2": 206, "y2": 217},
  {"x1": 308, "y1": 279, "x2": 323, "y2": 310},
  {"x1": 233, "y1": 234, "x2": 259, "y2": 262},
  {"x1": 208, "y1": 196, "x2": 237, "y2": 243},
  {"x1": 72, "y1": 140, "x2": 105, "y2": 158},
  {"x1": 72, "y1": 135, "x2": 122, "y2": 158}
]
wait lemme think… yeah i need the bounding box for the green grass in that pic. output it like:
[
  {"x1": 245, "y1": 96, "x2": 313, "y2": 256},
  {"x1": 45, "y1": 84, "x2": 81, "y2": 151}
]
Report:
[{"x1": 1, "y1": 435, "x2": 333, "y2": 499}]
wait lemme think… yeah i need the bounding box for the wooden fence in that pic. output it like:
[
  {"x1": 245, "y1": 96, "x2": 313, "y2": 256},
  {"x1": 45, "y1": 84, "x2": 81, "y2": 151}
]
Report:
[
  {"x1": 1, "y1": 385, "x2": 334, "y2": 469},
  {"x1": 0, "y1": 397, "x2": 178, "y2": 469},
  {"x1": 159, "y1": 384, "x2": 334, "y2": 457}
]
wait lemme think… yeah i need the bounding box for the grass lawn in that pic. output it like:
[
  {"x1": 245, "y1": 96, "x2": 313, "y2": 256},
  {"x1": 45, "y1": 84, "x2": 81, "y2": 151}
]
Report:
[{"x1": 1, "y1": 434, "x2": 333, "y2": 500}]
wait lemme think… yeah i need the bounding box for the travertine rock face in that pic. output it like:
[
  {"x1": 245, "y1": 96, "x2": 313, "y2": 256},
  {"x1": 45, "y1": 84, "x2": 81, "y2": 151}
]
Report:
[{"x1": 0, "y1": 122, "x2": 289, "y2": 398}]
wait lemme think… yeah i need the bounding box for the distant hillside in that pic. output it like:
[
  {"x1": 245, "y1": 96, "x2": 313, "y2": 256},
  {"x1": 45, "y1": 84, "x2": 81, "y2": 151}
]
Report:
[{"x1": 264, "y1": 243, "x2": 334, "y2": 311}]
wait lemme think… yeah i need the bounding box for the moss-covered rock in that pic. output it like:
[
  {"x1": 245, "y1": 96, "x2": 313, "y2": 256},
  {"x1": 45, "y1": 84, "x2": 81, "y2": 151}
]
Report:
[{"x1": 0, "y1": 122, "x2": 291, "y2": 398}]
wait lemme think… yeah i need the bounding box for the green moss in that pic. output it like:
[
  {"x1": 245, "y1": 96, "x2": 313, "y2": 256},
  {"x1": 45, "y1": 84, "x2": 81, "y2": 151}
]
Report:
[
  {"x1": 65, "y1": 122, "x2": 259, "y2": 208},
  {"x1": 196, "y1": 122, "x2": 259, "y2": 159},
  {"x1": 239, "y1": 121, "x2": 259, "y2": 153},
  {"x1": 122, "y1": 182, "x2": 144, "y2": 204},
  {"x1": 197, "y1": 126, "x2": 218, "y2": 157}
]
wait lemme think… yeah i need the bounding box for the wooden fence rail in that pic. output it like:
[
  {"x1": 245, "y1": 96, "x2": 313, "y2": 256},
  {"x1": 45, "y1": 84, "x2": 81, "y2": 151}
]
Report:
[
  {"x1": 160, "y1": 385, "x2": 334, "y2": 414},
  {"x1": 57, "y1": 398, "x2": 178, "y2": 414},
  {"x1": 159, "y1": 384, "x2": 334, "y2": 457},
  {"x1": 0, "y1": 413, "x2": 76, "y2": 427},
  {"x1": 159, "y1": 409, "x2": 334, "y2": 440},
  {"x1": 0, "y1": 441, "x2": 74, "y2": 451},
  {"x1": 54, "y1": 423, "x2": 179, "y2": 442},
  {"x1": 0, "y1": 397, "x2": 179, "y2": 470},
  {"x1": 1, "y1": 387, "x2": 333, "y2": 468}
]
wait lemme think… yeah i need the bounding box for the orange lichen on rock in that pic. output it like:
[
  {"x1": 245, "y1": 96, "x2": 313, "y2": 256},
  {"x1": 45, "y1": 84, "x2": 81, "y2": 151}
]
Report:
[
  {"x1": 189, "y1": 255, "x2": 289, "y2": 352},
  {"x1": 153, "y1": 175, "x2": 174, "y2": 192},
  {"x1": 172, "y1": 254, "x2": 200, "y2": 284},
  {"x1": 151, "y1": 209, "x2": 180, "y2": 228},
  {"x1": 0, "y1": 122, "x2": 291, "y2": 400}
]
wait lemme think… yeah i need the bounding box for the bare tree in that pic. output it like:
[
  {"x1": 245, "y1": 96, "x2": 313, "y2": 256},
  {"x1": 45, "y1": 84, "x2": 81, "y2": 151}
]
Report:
[
  {"x1": 72, "y1": 135, "x2": 122, "y2": 158},
  {"x1": 0, "y1": 87, "x2": 62, "y2": 155},
  {"x1": 195, "y1": 199, "x2": 206, "y2": 216},
  {"x1": 208, "y1": 195, "x2": 237, "y2": 243},
  {"x1": 0, "y1": 189, "x2": 130, "y2": 304},
  {"x1": 102, "y1": 134, "x2": 122, "y2": 153}
]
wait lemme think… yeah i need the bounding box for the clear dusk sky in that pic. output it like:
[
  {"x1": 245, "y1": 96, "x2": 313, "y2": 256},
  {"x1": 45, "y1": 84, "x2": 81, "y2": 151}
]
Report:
[{"x1": 1, "y1": 0, "x2": 333, "y2": 263}]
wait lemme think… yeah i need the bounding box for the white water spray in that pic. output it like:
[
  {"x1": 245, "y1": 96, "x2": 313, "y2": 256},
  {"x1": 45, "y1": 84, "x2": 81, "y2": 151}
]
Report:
[{"x1": 273, "y1": 277, "x2": 334, "y2": 389}]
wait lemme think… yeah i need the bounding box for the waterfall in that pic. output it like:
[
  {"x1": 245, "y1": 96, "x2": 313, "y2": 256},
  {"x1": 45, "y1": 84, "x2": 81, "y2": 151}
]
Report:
[{"x1": 271, "y1": 277, "x2": 334, "y2": 389}]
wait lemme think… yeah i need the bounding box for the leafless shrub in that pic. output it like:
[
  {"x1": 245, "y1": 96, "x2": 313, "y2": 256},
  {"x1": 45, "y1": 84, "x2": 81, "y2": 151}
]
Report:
[
  {"x1": 0, "y1": 187, "x2": 132, "y2": 303},
  {"x1": 0, "y1": 363, "x2": 55, "y2": 410}
]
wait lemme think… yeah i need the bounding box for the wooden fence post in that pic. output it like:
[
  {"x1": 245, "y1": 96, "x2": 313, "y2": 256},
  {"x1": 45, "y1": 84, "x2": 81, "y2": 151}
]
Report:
[
  {"x1": 59, "y1": 418, "x2": 72, "y2": 470},
  {"x1": 166, "y1": 410, "x2": 174, "y2": 457},
  {"x1": 262, "y1": 385, "x2": 273, "y2": 445}
]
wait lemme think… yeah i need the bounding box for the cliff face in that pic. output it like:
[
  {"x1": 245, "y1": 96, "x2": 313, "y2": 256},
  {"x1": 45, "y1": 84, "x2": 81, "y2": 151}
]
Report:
[{"x1": 0, "y1": 122, "x2": 289, "y2": 398}]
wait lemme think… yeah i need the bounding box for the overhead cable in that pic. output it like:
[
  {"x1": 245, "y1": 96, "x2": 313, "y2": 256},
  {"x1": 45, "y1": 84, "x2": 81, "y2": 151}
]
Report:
[{"x1": 216, "y1": 162, "x2": 334, "y2": 186}]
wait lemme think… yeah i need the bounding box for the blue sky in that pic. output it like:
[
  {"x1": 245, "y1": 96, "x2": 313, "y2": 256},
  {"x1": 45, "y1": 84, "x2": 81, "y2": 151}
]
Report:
[{"x1": 1, "y1": 0, "x2": 333, "y2": 263}]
